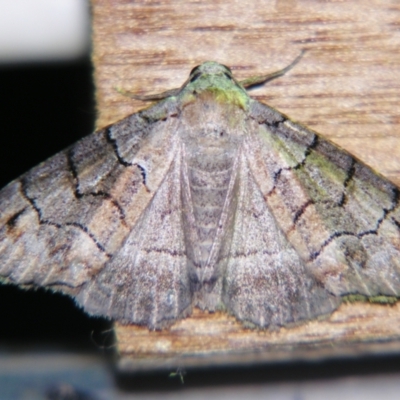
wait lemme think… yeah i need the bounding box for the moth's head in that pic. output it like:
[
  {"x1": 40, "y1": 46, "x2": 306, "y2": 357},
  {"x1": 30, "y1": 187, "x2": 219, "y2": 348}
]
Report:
[
  {"x1": 188, "y1": 62, "x2": 236, "y2": 84},
  {"x1": 182, "y1": 61, "x2": 248, "y2": 108}
]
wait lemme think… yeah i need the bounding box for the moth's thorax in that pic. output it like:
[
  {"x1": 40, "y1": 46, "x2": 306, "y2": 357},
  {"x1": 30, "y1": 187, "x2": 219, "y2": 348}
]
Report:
[
  {"x1": 180, "y1": 95, "x2": 247, "y2": 272},
  {"x1": 182, "y1": 79, "x2": 249, "y2": 109},
  {"x1": 180, "y1": 91, "x2": 248, "y2": 141}
]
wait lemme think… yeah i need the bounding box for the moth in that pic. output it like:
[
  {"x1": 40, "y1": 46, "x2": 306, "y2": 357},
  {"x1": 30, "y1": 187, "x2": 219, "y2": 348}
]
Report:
[{"x1": 1, "y1": 53, "x2": 400, "y2": 330}]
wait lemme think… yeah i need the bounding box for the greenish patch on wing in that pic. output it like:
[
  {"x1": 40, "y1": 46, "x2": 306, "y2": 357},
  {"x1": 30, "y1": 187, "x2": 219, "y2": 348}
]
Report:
[
  {"x1": 342, "y1": 294, "x2": 398, "y2": 304},
  {"x1": 307, "y1": 151, "x2": 348, "y2": 187}
]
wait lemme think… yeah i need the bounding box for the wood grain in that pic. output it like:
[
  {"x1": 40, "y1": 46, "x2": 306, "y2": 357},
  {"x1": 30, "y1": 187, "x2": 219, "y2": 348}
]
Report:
[
  {"x1": 116, "y1": 303, "x2": 400, "y2": 371},
  {"x1": 91, "y1": 0, "x2": 400, "y2": 370}
]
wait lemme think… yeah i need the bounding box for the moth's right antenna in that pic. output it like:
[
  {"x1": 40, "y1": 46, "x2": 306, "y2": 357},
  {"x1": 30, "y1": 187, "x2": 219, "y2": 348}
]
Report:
[{"x1": 239, "y1": 49, "x2": 306, "y2": 89}]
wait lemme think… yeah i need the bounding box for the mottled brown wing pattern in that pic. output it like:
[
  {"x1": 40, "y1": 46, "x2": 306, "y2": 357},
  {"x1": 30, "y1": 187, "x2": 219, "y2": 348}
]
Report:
[
  {"x1": 247, "y1": 100, "x2": 400, "y2": 298},
  {"x1": 0, "y1": 100, "x2": 189, "y2": 327}
]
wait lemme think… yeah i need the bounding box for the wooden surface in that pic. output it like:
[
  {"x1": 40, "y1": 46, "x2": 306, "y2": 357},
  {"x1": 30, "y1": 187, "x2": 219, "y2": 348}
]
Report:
[
  {"x1": 116, "y1": 303, "x2": 400, "y2": 371},
  {"x1": 91, "y1": 0, "x2": 400, "y2": 370}
]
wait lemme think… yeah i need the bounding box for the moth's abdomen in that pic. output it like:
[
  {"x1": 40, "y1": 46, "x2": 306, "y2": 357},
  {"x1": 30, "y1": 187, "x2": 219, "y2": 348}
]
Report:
[{"x1": 186, "y1": 145, "x2": 236, "y2": 268}]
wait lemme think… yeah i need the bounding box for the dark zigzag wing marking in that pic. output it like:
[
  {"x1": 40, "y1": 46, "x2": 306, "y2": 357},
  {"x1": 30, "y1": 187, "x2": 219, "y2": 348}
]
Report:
[
  {"x1": 248, "y1": 100, "x2": 400, "y2": 298},
  {"x1": 0, "y1": 100, "x2": 182, "y2": 305}
]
